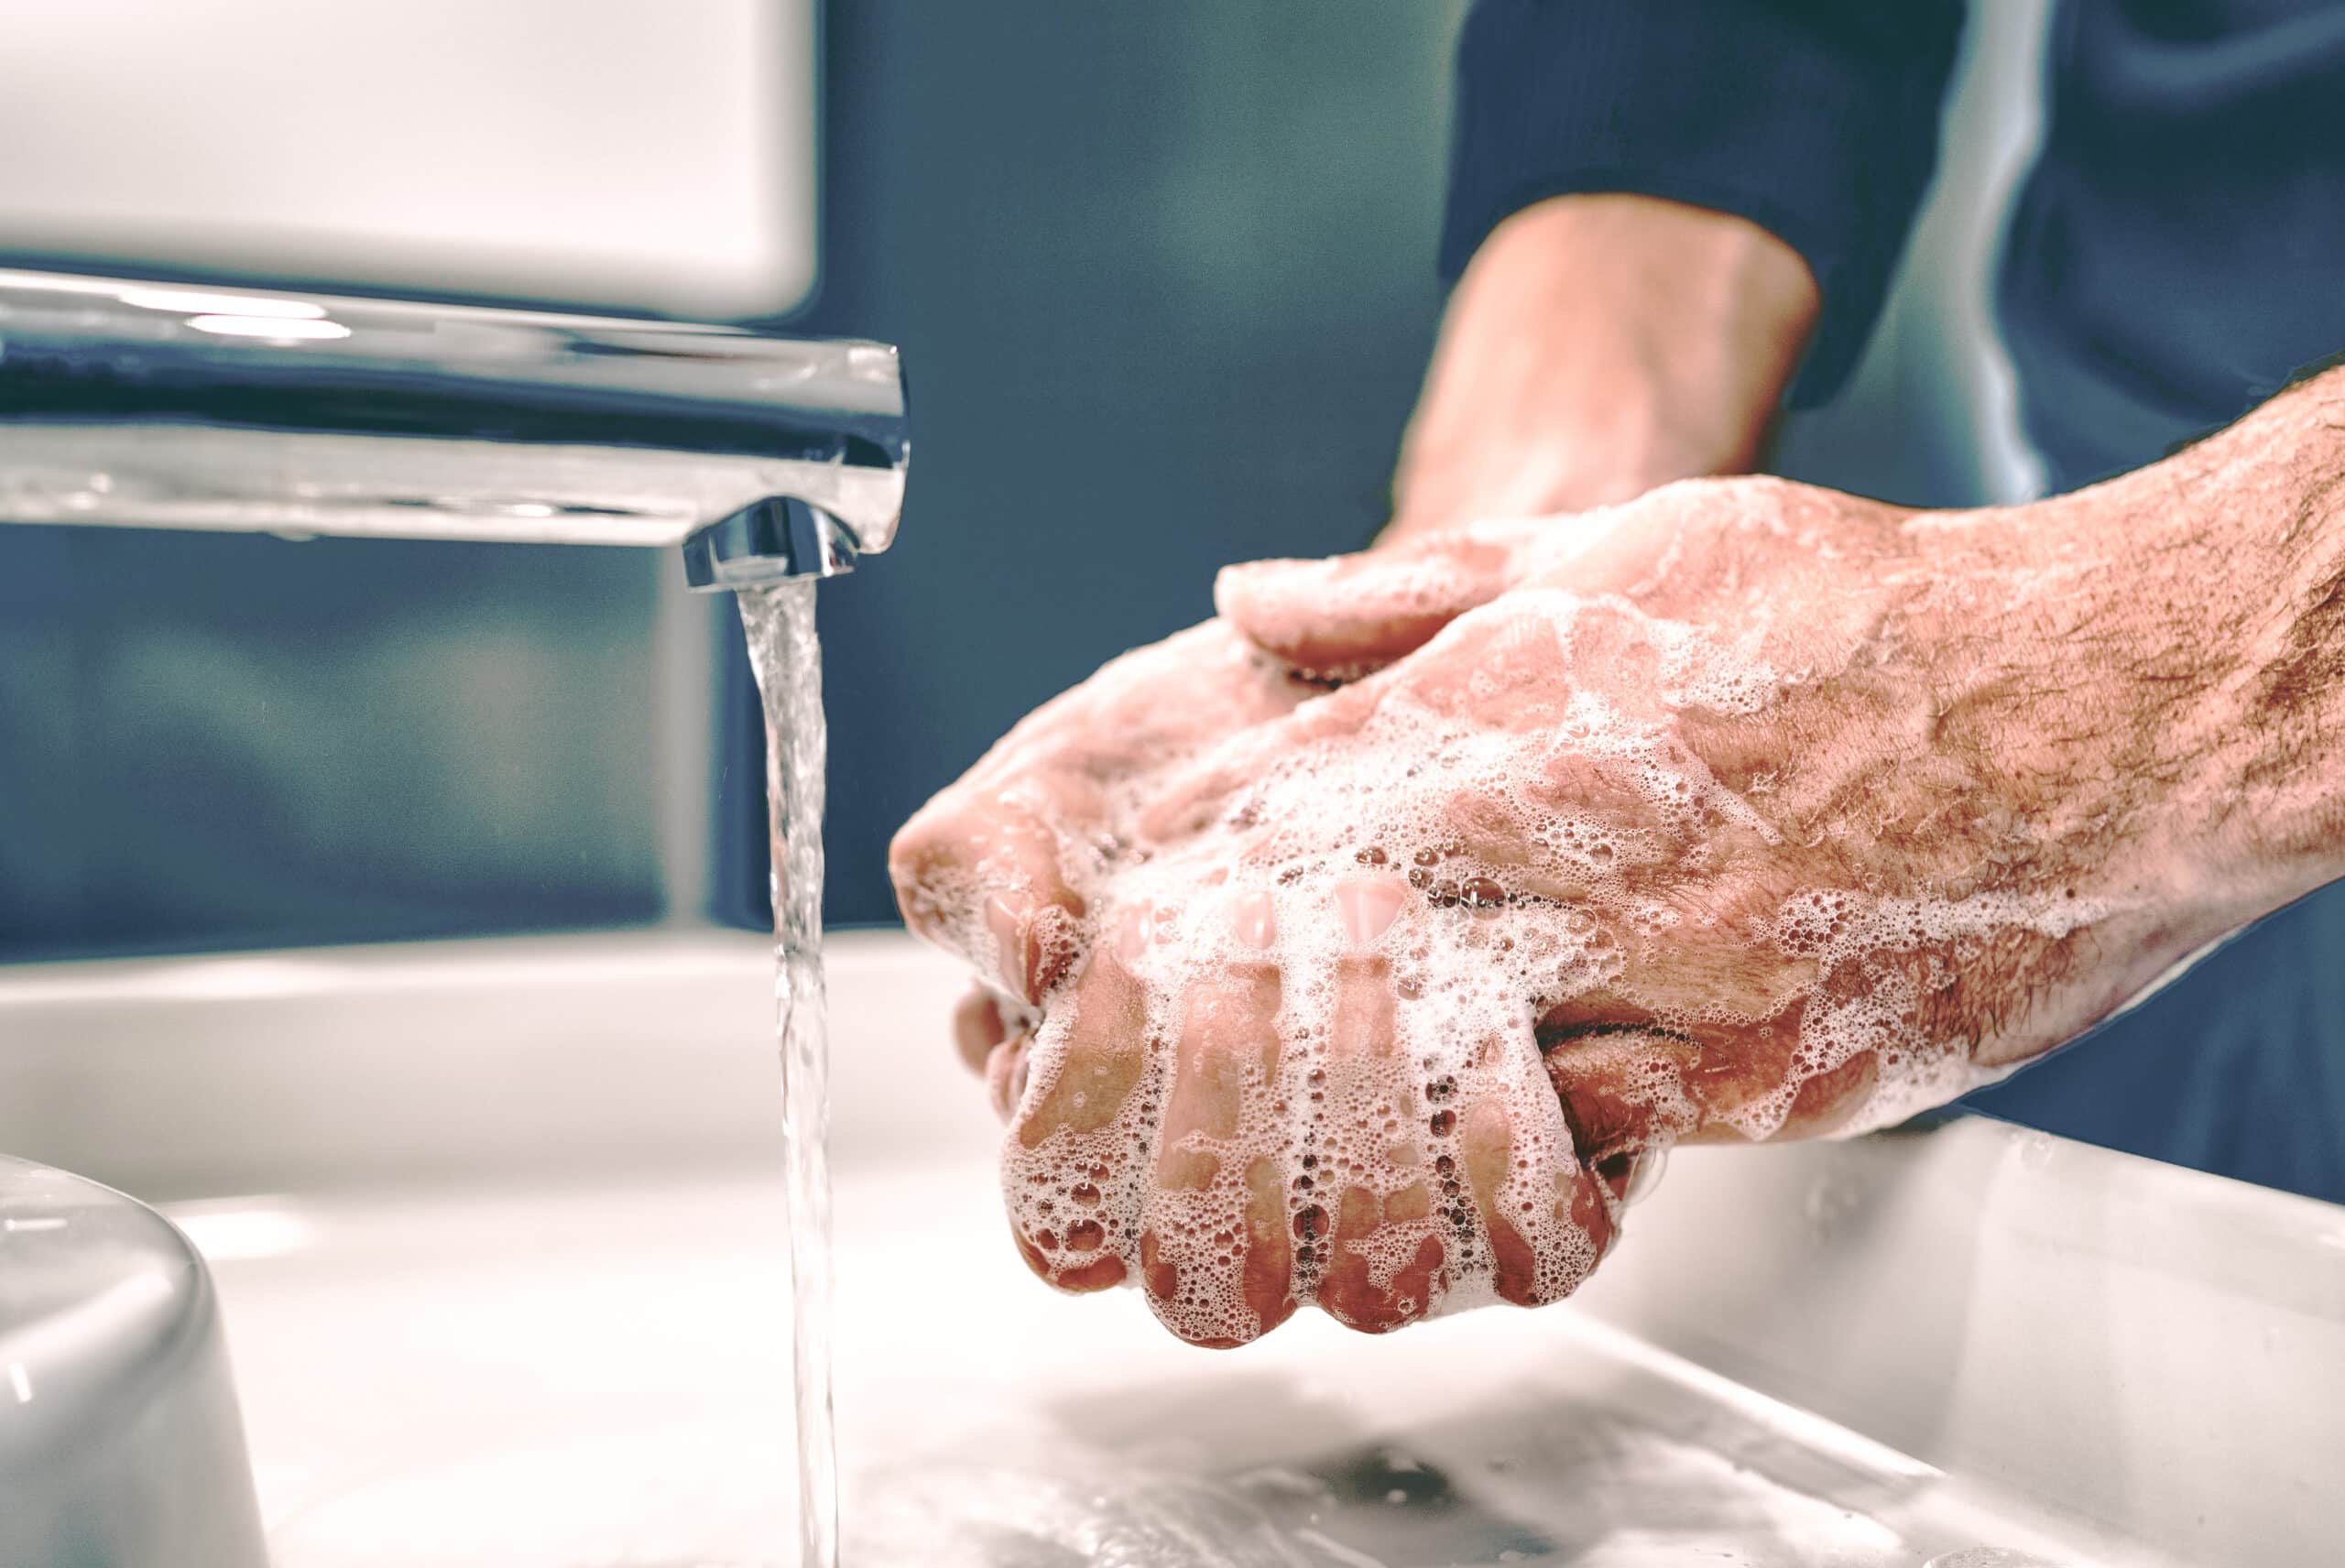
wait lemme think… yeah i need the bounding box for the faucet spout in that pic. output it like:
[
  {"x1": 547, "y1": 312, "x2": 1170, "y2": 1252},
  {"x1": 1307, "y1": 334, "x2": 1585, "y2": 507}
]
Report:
[
  {"x1": 682, "y1": 498, "x2": 860, "y2": 589},
  {"x1": 0, "y1": 269, "x2": 908, "y2": 590}
]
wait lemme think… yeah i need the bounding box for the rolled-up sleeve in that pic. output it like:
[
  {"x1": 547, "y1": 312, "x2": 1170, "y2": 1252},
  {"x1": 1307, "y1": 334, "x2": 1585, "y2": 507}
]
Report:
[{"x1": 1441, "y1": 0, "x2": 1965, "y2": 407}]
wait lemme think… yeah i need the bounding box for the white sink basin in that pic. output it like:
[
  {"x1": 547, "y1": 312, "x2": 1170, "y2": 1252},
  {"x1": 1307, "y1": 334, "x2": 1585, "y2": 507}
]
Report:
[{"x1": 3, "y1": 930, "x2": 2339, "y2": 1565}]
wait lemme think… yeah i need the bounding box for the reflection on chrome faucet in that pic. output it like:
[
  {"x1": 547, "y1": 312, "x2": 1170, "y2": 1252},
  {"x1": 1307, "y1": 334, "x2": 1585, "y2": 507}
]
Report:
[{"x1": 0, "y1": 268, "x2": 907, "y2": 587}]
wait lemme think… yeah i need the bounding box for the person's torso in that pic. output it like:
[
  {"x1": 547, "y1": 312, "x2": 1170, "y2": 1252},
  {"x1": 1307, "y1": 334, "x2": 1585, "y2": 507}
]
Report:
[{"x1": 2001, "y1": 0, "x2": 2345, "y2": 490}]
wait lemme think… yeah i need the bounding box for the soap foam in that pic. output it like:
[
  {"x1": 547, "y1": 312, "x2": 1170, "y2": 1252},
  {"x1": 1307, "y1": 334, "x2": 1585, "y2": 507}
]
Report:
[{"x1": 932, "y1": 569, "x2": 2119, "y2": 1344}]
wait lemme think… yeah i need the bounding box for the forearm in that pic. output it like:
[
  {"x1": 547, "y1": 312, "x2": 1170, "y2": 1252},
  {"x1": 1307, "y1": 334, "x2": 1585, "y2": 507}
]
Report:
[
  {"x1": 1391, "y1": 193, "x2": 1819, "y2": 542},
  {"x1": 2156, "y1": 364, "x2": 2345, "y2": 896},
  {"x1": 1994, "y1": 364, "x2": 2345, "y2": 925},
  {"x1": 1441, "y1": 0, "x2": 1964, "y2": 410}
]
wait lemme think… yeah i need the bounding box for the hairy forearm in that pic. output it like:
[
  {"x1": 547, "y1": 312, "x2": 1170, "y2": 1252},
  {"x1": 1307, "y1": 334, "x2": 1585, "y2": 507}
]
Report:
[
  {"x1": 1982, "y1": 364, "x2": 2345, "y2": 924},
  {"x1": 2157, "y1": 364, "x2": 2345, "y2": 892}
]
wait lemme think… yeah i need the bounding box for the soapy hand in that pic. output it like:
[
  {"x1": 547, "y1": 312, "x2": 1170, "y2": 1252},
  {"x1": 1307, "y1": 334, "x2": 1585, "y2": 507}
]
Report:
[
  {"x1": 890, "y1": 622, "x2": 1320, "y2": 1087},
  {"x1": 906, "y1": 190, "x2": 1820, "y2": 1079},
  {"x1": 1210, "y1": 476, "x2": 2227, "y2": 1134},
  {"x1": 895, "y1": 371, "x2": 2345, "y2": 1346}
]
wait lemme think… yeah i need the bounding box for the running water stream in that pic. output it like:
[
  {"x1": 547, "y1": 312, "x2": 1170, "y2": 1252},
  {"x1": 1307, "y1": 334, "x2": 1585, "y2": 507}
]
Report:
[{"x1": 738, "y1": 580, "x2": 838, "y2": 1568}]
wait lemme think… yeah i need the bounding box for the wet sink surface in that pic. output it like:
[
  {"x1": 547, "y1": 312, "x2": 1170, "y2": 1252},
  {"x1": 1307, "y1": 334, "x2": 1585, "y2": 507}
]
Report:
[
  {"x1": 6, "y1": 932, "x2": 2333, "y2": 1566},
  {"x1": 196, "y1": 1167, "x2": 2148, "y2": 1568}
]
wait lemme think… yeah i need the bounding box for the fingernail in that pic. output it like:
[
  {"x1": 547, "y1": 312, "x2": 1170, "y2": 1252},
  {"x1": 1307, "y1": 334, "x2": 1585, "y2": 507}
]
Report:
[
  {"x1": 1622, "y1": 1142, "x2": 1668, "y2": 1207},
  {"x1": 1111, "y1": 902, "x2": 1153, "y2": 964},
  {"x1": 1334, "y1": 877, "x2": 1405, "y2": 950},
  {"x1": 1229, "y1": 890, "x2": 1277, "y2": 951},
  {"x1": 987, "y1": 892, "x2": 1034, "y2": 997},
  {"x1": 987, "y1": 1037, "x2": 1031, "y2": 1122},
  {"x1": 952, "y1": 988, "x2": 1007, "y2": 1074}
]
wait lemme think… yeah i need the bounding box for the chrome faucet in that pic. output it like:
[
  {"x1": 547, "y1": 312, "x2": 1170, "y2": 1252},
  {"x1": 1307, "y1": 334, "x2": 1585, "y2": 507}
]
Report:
[{"x1": 0, "y1": 268, "x2": 906, "y2": 588}]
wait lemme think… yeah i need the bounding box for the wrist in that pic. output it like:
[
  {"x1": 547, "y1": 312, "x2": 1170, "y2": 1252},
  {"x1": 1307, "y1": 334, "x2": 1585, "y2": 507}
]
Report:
[{"x1": 1391, "y1": 193, "x2": 1819, "y2": 541}]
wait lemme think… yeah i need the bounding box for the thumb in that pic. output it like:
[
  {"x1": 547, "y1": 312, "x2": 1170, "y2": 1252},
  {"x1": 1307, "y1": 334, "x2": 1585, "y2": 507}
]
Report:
[{"x1": 1215, "y1": 521, "x2": 1547, "y2": 679}]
